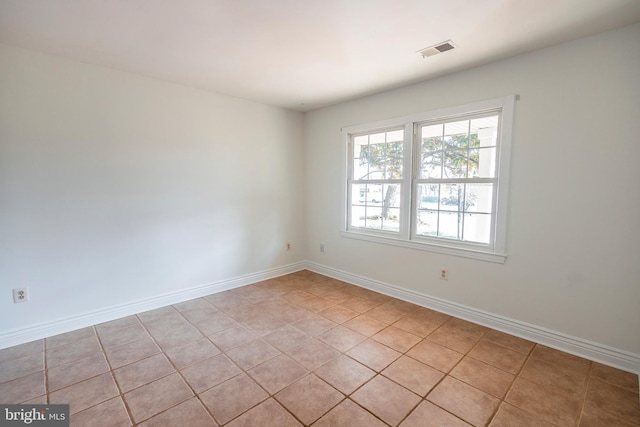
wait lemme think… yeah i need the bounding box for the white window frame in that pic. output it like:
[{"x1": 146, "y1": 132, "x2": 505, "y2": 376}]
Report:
[{"x1": 341, "y1": 95, "x2": 516, "y2": 263}]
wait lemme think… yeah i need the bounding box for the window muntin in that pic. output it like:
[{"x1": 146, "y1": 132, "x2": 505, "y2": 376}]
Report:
[{"x1": 342, "y1": 96, "x2": 515, "y2": 262}]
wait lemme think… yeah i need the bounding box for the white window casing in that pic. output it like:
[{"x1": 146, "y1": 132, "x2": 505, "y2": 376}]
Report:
[{"x1": 341, "y1": 95, "x2": 516, "y2": 263}]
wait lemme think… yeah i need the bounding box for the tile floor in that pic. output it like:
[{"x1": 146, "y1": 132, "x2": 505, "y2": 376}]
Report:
[{"x1": 1, "y1": 270, "x2": 639, "y2": 426}]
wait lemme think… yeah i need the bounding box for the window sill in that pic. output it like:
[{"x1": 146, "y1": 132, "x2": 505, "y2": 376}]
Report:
[{"x1": 340, "y1": 230, "x2": 507, "y2": 263}]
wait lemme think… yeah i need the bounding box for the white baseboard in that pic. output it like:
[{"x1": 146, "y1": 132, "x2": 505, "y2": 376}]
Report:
[
  {"x1": 0, "y1": 262, "x2": 306, "y2": 350},
  {"x1": 305, "y1": 261, "x2": 640, "y2": 375}
]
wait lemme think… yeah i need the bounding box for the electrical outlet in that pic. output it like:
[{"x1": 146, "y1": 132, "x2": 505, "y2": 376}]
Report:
[
  {"x1": 320, "y1": 243, "x2": 325, "y2": 252},
  {"x1": 13, "y1": 287, "x2": 29, "y2": 303},
  {"x1": 439, "y1": 269, "x2": 448, "y2": 281}
]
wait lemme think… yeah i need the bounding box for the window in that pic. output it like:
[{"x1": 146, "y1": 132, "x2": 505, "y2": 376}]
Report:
[{"x1": 342, "y1": 96, "x2": 515, "y2": 263}]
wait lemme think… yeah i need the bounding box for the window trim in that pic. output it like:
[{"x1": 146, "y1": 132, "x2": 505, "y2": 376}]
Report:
[{"x1": 341, "y1": 95, "x2": 516, "y2": 263}]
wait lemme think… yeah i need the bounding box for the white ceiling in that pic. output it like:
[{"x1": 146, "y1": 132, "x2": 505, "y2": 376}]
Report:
[{"x1": 1, "y1": 0, "x2": 640, "y2": 112}]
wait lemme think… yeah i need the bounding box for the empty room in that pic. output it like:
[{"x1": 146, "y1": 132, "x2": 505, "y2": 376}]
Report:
[{"x1": 1, "y1": 1, "x2": 639, "y2": 426}]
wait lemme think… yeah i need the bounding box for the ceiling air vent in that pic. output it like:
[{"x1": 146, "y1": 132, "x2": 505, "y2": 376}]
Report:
[{"x1": 417, "y1": 40, "x2": 456, "y2": 58}]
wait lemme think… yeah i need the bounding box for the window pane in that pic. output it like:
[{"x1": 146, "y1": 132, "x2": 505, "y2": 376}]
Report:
[
  {"x1": 417, "y1": 210, "x2": 437, "y2": 236},
  {"x1": 421, "y1": 152, "x2": 442, "y2": 178},
  {"x1": 438, "y1": 211, "x2": 463, "y2": 240},
  {"x1": 465, "y1": 184, "x2": 493, "y2": 214},
  {"x1": 443, "y1": 150, "x2": 468, "y2": 178},
  {"x1": 439, "y1": 184, "x2": 463, "y2": 211},
  {"x1": 468, "y1": 147, "x2": 496, "y2": 178},
  {"x1": 381, "y1": 184, "x2": 401, "y2": 208},
  {"x1": 350, "y1": 205, "x2": 366, "y2": 228},
  {"x1": 417, "y1": 184, "x2": 439, "y2": 209},
  {"x1": 470, "y1": 115, "x2": 498, "y2": 148},
  {"x1": 387, "y1": 129, "x2": 404, "y2": 143},
  {"x1": 444, "y1": 120, "x2": 469, "y2": 149},
  {"x1": 353, "y1": 158, "x2": 368, "y2": 180},
  {"x1": 353, "y1": 184, "x2": 366, "y2": 205},
  {"x1": 382, "y1": 208, "x2": 400, "y2": 232},
  {"x1": 421, "y1": 123, "x2": 443, "y2": 139},
  {"x1": 365, "y1": 207, "x2": 383, "y2": 230},
  {"x1": 462, "y1": 212, "x2": 491, "y2": 244}
]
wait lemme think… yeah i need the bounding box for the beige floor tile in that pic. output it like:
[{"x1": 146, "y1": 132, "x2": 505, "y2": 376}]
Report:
[
  {"x1": 179, "y1": 305, "x2": 221, "y2": 325},
  {"x1": 428, "y1": 376, "x2": 500, "y2": 426},
  {"x1": 263, "y1": 325, "x2": 311, "y2": 352},
  {"x1": 0, "y1": 371, "x2": 45, "y2": 403},
  {"x1": 3, "y1": 273, "x2": 638, "y2": 427},
  {"x1": 97, "y1": 323, "x2": 150, "y2": 349},
  {"x1": 0, "y1": 339, "x2": 43, "y2": 363},
  {"x1": 318, "y1": 325, "x2": 366, "y2": 352},
  {"x1": 505, "y1": 377, "x2": 582, "y2": 426},
  {"x1": 450, "y1": 357, "x2": 515, "y2": 398},
  {"x1": 579, "y1": 404, "x2": 640, "y2": 427},
  {"x1": 343, "y1": 315, "x2": 387, "y2": 337},
  {"x1": 442, "y1": 317, "x2": 489, "y2": 338},
  {"x1": 489, "y1": 403, "x2": 555, "y2": 427},
  {"x1": 207, "y1": 326, "x2": 257, "y2": 351},
  {"x1": 352, "y1": 375, "x2": 421, "y2": 426},
  {"x1": 347, "y1": 339, "x2": 401, "y2": 372},
  {"x1": 248, "y1": 354, "x2": 308, "y2": 394},
  {"x1": 46, "y1": 327, "x2": 96, "y2": 349},
  {"x1": 180, "y1": 354, "x2": 242, "y2": 393},
  {"x1": 297, "y1": 296, "x2": 336, "y2": 313},
  {"x1": 71, "y1": 396, "x2": 132, "y2": 427},
  {"x1": 240, "y1": 311, "x2": 289, "y2": 336},
  {"x1": 519, "y1": 356, "x2": 589, "y2": 398},
  {"x1": 152, "y1": 323, "x2": 203, "y2": 349},
  {"x1": 96, "y1": 316, "x2": 136, "y2": 332},
  {"x1": 292, "y1": 314, "x2": 337, "y2": 336},
  {"x1": 482, "y1": 330, "x2": 535, "y2": 355},
  {"x1": 372, "y1": 326, "x2": 421, "y2": 353},
  {"x1": 584, "y1": 378, "x2": 640, "y2": 424},
  {"x1": 124, "y1": 373, "x2": 193, "y2": 424},
  {"x1": 318, "y1": 305, "x2": 359, "y2": 324},
  {"x1": 113, "y1": 353, "x2": 175, "y2": 392},
  {"x1": 286, "y1": 338, "x2": 340, "y2": 370},
  {"x1": 50, "y1": 372, "x2": 120, "y2": 415},
  {"x1": 193, "y1": 311, "x2": 239, "y2": 336},
  {"x1": 138, "y1": 397, "x2": 217, "y2": 427},
  {"x1": 200, "y1": 373, "x2": 269, "y2": 425},
  {"x1": 467, "y1": 339, "x2": 527, "y2": 374},
  {"x1": 226, "y1": 339, "x2": 281, "y2": 370},
  {"x1": 282, "y1": 289, "x2": 316, "y2": 304},
  {"x1": 226, "y1": 398, "x2": 302, "y2": 427},
  {"x1": 427, "y1": 326, "x2": 481, "y2": 354},
  {"x1": 163, "y1": 337, "x2": 220, "y2": 369},
  {"x1": 392, "y1": 314, "x2": 441, "y2": 338},
  {"x1": 275, "y1": 374, "x2": 344, "y2": 425},
  {"x1": 0, "y1": 351, "x2": 44, "y2": 383},
  {"x1": 315, "y1": 355, "x2": 376, "y2": 395},
  {"x1": 382, "y1": 355, "x2": 444, "y2": 397},
  {"x1": 529, "y1": 345, "x2": 591, "y2": 373},
  {"x1": 46, "y1": 335, "x2": 102, "y2": 368},
  {"x1": 400, "y1": 401, "x2": 471, "y2": 427},
  {"x1": 339, "y1": 297, "x2": 382, "y2": 314},
  {"x1": 365, "y1": 304, "x2": 408, "y2": 324},
  {"x1": 590, "y1": 362, "x2": 639, "y2": 393},
  {"x1": 406, "y1": 339, "x2": 463, "y2": 373},
  {"x1": 48, "y1": 352, "x2": 110, "y2": 391},
  {"x1": 314, "y1": 399, "x2": 387, "y2": 427},
  {"x1": 103, "y1": 337, "x2": 161, "y2": 369}
]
